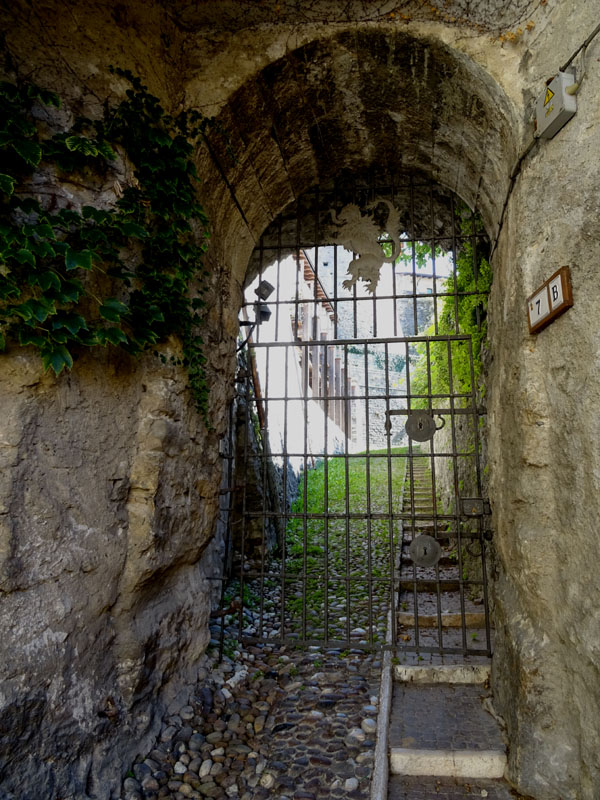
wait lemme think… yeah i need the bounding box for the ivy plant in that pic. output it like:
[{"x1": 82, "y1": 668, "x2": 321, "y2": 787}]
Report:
[
  {"x1": 0, "y1": 69, "x2": 214, "y2": 419},
  {"x1": 407, "y1": 210, "x2": 492, "y2": 405}
]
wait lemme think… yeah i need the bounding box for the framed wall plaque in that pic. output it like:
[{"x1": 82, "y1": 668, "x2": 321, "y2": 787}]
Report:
[{"x1": 527, "y1": 266, "x2": 573, "y2": 334}]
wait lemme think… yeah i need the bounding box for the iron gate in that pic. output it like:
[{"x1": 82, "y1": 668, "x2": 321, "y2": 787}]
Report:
[{"x1": 220, "y1": 172, "x2": 493, "y2": 657}]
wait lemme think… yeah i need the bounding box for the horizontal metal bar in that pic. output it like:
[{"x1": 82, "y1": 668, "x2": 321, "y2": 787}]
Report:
[
  {"x1": 387, "y1": 408, "x2": 480, "y2": 417},
  {"x1": 227, "y1": 572, "x2": 484, "y2": 584},
  {"x1": 243, "y1": 511, "x2": 483, "y2": 523},
  {"x1": 240, "y1": 635, "x2": 397, "y2": 650},
  {"x1": 246, "y1": 451, "x2": 478, "y2": 460},
  {"x1": 247, "y1": 334, "x2": 472, "y2": 349},
  {"x1": 242, "y1": 289, "x2": 489, "y2": 307},
  {"x1": 395, "y1": 645, "x2": 493, "y2": 656},
  {"x1": 253, "y1": 231, "x2": 489, "y2": 252}
]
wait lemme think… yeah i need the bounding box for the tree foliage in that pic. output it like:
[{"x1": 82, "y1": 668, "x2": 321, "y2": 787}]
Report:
[{"x1": 408, "y1": 212, "x2": 492, "y2": 406}]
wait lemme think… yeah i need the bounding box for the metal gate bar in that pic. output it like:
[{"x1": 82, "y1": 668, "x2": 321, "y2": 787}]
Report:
[{"x1": 222, "y1": 172, "x2": 491, "y2": 655}]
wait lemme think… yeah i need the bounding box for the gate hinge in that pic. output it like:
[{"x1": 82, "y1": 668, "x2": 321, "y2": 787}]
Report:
[{"x1": 460, "y1": 498, "x2": 491, "y2": 517}]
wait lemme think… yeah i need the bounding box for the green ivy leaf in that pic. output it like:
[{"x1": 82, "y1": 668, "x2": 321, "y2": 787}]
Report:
[
  {"x1": 42, "y1": 344, "x2": 73, "y2": 375},
  {"x1": 100, "y1": 327, "x2": 128, "y2": 345},
  {"x1": 11, "y1": 139, "x2": 42, "y2": 167},
  {"x1": 96, "y1": 141, "x2": 117, "y2": 160},
  {"x1": 38, "y1": 271, "x2": 62, "y2": 292},
  {"x1": 16, "y1": 248, "x2": 36, "y2": 267},
  {"x1": 19, "y1": 330, "x2": 47, "y2": 347},
  {"x1": 52, "y1": 314, "x2": 87, "y2": 335},
  {"x1": 31, "y1": 240, "x2": 56, "y2": 259},
  {"x1": 58, "y1": 279, "x2": 84, "y2": 303},
  {"x1": 65, "y1": 248, "x2": 93, "y2": 271},
  {"x1": 119, "y1": 220, "x2": 148, "y2": 238},
  {"x1": 0, "y1": 173, "x2": 16, "y2": 196},
  {"x1": 34, "y1": 223, "x2": 56, "y2": 240},
  {"x1": 82, "y1": 206, "x2": 111, "y2": 223},
  {"x1": 30, "y1": 297, "x2": 56, "y2": 322},
  {"x1": 99, "y1": 297, "x2": 128, "y2": 322},
  {"x1": 65, "y1": 135, "x2": 98, "y2": 156},
  {"x1": 26, "y1": 84, "x2": 61, "y2": 107}
]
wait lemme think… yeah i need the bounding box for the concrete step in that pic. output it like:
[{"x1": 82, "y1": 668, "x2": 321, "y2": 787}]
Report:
[
  {"x1": 388, "y1": 776, "x2": 518, "y2": 799},
  {"x1": 397, "y1": 612, "x2": 488, "y2": 629},
  {"x1": 399, "y1": 579, "x2": 461, "y2": 592},
  {"x1": 389, "y1": 683, "x2": 506, "y2": 779},
  {"x1": 393, "y1": 663, "x2": 490, "y2": 684}
]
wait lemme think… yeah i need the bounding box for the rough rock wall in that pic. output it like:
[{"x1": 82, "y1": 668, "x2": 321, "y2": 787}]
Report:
[
  {"x1": 487, "y1": 4, "x2": 600, "y2": 798},
  {"x1": 0, "y1": 346, "x2": 231, "y2": 798},
  {"x1": 0, "y1": 6, "x2": 242, "y2": 798}
]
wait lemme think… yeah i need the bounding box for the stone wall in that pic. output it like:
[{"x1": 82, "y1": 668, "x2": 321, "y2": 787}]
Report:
[{"x1": 487, "y1": 3, "x2": 600, "y2": 795}]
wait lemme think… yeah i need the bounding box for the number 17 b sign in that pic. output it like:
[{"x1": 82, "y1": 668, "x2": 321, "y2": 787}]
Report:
[{"x1": 527, "y1": 266, "x2": 573, "y2": 335}]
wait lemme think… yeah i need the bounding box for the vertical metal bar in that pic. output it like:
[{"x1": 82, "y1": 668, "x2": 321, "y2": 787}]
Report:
[
  {"x1": 323, "y1": 341, "x2": 330, "y2": 644},
  {"x1": 302, "y1": 342, "x2": 310, "y2": 644},
  {"x1": 364, "y1": 343, "x2": 373, "y2": 646},
  {"x1": 343, "y1": 343, "x2": 351, "y2": 646},
  {"x1": 447, "y1": 337, "x2": 468, "y2": 652},
  {"x1": 294, "y1": 215, "x2": 301, "y2": 338},
  {"x1": 426, "y1": 339, "x2": 443, "y2": 652},
  {"x1": 313, "y1": 187, "x2": 320, "y2": 347},
  {"x1": 280, "y1": 342, "x2": 289, "y2": 645},
  {"x1": 391, "y1": 175, "x2": 399, "y2": 338},
  {"x1": 450, "y1": 194, "x2": 460, "y2": 334},
  {"x1": 257, "y1": 335, "x2": 272, "y2": 640},
  {"x1": 384, "y1": 342, "x2": 397, "y2": 648},
  {"x1": 275, "y1": 219, "x2": 282, "y2": 340},
  {"x1": 353, "y1": 266, "x2": 358, "y2": 340},
  {"x1": 409, "y1": 175, "x2": 418, "y2": 335},
  {"x1": 430, "y1": 182, "x2": 439, "y2": 336},
  {"x1": 405, "y1": 338, "x2": 420, "y2": 650},
  {"x1": 333, "y1": 243, "x2": 339, "y2": 340},
  {"x1": 238, "y1": 355, "x2": 253, "y2": 644}
]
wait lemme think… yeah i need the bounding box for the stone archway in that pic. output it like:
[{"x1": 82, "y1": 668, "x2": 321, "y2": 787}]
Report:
[{"x1": 193, "y1": 25, "x2": 521, "y2": 290}]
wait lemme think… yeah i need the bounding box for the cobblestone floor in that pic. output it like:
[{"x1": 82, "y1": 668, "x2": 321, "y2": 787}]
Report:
[
  {"x1": 120, "y1": 643, "x2": 381, "y2": 800},
  {"x1": 389, "y1": 685, "x2": 504, "y2": 751},
  {"x1": 388, "y1": 776, "x2": 527, "y2": 799}
]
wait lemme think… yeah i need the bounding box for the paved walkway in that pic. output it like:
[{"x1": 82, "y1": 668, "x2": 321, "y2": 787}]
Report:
[{"x1": 121, "y1": 644, "x2": 381, "y2": 800}]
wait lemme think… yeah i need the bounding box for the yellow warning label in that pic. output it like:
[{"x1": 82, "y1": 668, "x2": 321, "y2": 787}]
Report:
[{"x1": 544, "y1": 87, "x2": 555, "y2": 106}]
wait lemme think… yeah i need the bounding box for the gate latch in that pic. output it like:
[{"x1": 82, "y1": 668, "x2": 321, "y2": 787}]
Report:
[
  {"x1": 460, "y1": 498, "x2": 491, "y2": 517},
  {"x1": 404, "y1": 411, "x2": 445, "y2": 442}
]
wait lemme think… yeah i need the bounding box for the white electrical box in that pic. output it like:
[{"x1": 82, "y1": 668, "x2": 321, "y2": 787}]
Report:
[{"x1": 535, "y1": 71, "x2": 577, "y2": 139}]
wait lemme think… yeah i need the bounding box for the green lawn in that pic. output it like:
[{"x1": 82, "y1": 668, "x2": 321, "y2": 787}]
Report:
[{"x1": 283, "y1": 448, "x2": 407, "y2": 644}]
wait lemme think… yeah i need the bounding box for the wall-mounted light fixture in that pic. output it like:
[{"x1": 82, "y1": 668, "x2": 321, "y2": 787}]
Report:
[
  {"x1": 255, "y1": 280, "x2": 275, "y2": 301},
  {"x1": 237, "y1": 279, "x2": 276, "y2": 350}
]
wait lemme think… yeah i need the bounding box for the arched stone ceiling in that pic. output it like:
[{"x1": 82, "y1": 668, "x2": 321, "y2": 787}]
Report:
[
  {"x1": 168, "y1": 0, "x2": 541, "y2": 35},
  {"x1": 201, "y1": 26, "x2": 520, "y2": 251}
]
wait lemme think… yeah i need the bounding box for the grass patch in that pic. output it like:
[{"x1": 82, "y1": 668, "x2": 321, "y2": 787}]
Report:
[{"x1": 284, "y1": 450, "x2": 406, "y2": 641}]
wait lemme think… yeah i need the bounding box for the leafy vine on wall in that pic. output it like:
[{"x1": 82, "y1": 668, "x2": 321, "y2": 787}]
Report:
[{"x1": 0, "y1": 68, "x2": 213, "y2": 419}]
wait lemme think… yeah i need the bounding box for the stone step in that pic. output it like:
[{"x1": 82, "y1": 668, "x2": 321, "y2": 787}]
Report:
[
  {"x1": 393, "y1": 663, "x2": 490, "y2": 684},
  {"x1": 389, "y1": 684, "x2": 506, "y2": 778},
  {"x1": 390, "y1": 749, "x2": 506, "y2": 778},
  {"x1": 397, "y1": 612, "x2": 488, "y2": 629},
  {"x1": 388, "y1": 775, "x2": 517, "y2": 798},
  {"x1": 398, "y1": 579, "x2": 461, "y2": 592},
  {"x1": 399, "y1": 555, "x2": 460, "y2": 568}
]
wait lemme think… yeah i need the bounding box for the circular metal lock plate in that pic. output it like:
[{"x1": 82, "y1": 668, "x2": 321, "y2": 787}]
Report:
[
  {"x1": 409, "y1": 535, "x2": 442, "y2": 568},
  {"x1": 405, "y1": 412, "x2": 437, "y2": 442}
]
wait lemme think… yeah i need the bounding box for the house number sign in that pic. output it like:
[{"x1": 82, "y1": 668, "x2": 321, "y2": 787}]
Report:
[{"x1": 527, "y1": 266, "x2": 573, "y2": 334}]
